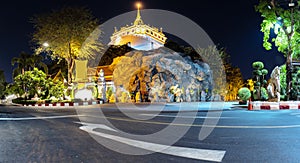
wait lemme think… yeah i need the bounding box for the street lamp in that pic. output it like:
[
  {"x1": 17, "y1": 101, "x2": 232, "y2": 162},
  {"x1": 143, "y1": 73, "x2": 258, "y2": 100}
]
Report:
[
  {"x1": 42, "y1": 42, "x2": 49, "y2": 47},
  {"x1": 136, "y1": 2, "x2": 142, "y2": 9}
]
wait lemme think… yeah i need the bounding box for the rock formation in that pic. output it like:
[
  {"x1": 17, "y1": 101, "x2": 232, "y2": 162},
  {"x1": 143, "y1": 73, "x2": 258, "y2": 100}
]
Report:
[{"x1": 109, "y1": 47, "x2": 212, "y2": 102}]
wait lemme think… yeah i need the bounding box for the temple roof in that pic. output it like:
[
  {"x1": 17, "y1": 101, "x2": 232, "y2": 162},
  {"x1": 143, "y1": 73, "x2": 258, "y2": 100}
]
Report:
[
  {"x1": 134, "y1": 3, "x2": 144, "y2": 25},
  {"x1": 109, "y1": 3, "x2": 167, "y2": 48}
]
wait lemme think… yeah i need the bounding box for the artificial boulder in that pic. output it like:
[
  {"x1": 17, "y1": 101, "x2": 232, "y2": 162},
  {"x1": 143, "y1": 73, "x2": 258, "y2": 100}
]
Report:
[{"x1": 110, "y1": 47, "x2": 212, "y2": 102}]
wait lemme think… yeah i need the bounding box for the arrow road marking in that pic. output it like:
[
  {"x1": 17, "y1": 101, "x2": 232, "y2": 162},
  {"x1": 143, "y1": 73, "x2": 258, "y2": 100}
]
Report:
[{"x1": 77, "y1": 122, "x2": 226, "y2": 162}]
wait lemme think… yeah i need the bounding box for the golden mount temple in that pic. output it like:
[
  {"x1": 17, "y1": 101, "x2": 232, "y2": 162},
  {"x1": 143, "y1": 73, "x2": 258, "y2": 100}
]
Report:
[
  {"x1": 74, "y1": 2, "x2": 167, "y2": 101},
  {"x1": 109, "y1": 2, "x2": 167, "y2": 50}
]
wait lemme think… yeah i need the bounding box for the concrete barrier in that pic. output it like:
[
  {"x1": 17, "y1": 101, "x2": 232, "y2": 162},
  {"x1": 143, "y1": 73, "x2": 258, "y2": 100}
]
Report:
[{"x1": 250, "y1": 101, "x2": 300, "y2": 110}]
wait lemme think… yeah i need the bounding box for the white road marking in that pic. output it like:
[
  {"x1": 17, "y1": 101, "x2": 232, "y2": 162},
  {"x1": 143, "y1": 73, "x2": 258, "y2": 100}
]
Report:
[
  {"x1": 0, "y1": 115, "x2": 84, "y2": 121},
  {"x1": 290, "y1": 113, "x2": 300, "y2": 115},
  {"x1": 86, "y1": 115, "x2": 300, "y2": 129},
  {"x1": 75, "y1": 122, "x2": 117, "y2": 132},
  {"x1": 140, "y1": 114, "x2": 235, "y2": 119},
  {"x1": 78, "y1": 122, "x2": 226, "y2": 162},
  {"x1": 1, "y1": 114, "x2": 300, "y2": 129}
]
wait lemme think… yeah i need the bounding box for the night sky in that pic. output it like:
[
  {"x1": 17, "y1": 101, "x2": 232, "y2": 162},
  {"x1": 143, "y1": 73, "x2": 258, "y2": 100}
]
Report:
[{"x1": 0, "y1": 0, "x2": 286, "y2": 82}]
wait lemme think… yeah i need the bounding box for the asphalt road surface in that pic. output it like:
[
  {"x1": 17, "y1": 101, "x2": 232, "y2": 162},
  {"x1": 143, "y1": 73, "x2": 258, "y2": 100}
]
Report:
[{"x1": 1, "y1": 103, "x2": 300, "y2": 162}]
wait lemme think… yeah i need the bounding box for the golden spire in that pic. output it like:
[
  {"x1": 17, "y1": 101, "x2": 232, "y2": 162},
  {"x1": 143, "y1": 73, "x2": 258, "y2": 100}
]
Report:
[{"x1": 134, "y1": 2, "x2": 144, "y2": 25}]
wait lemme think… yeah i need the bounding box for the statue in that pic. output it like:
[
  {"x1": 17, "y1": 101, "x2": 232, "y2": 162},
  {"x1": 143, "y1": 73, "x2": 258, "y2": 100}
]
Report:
[
  {"x1": 267, "y1": 83, "x2": 274, "y2": 98},
  {"x1": 135, "y1": 91, "x2": 141, "y2": 103},
  {"x1": 98, "y1": 69, "x2": 106, "y2": 102},
  {"x1": 269, "y1": 66, "x2": 281, "y2": 102}
]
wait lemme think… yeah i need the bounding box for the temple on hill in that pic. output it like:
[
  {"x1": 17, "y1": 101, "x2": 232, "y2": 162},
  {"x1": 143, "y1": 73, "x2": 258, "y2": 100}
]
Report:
[
  {"x1": 74, "y1": 2, "x2": 168, "y2": 101},
  {"x1": 109, "y1": 2, "x2": 167, "y2": 51}
]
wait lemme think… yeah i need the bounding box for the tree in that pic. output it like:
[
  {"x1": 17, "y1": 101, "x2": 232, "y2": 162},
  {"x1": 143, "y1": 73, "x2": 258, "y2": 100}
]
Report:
[
  {"x1": 29, "y1": 55, "x2": 48, "y2": 74},
  {"x1": 255, "y1": 0, "x2": 300, "y2": 100},
  {"x1": 11, "y1": 52, "x2": 33, "y2": 76},
  {"x1": 197, "y1": 46, "x2": 226, "y2": 98},
  {"x1": 0, "y1": 70, "x2": 6, "y2": 99},
  {"x1": 225, "y1": 66, "x2": 244, "y2": 101},
  {"x1": 251, "y1": 61, "x2": 269, "y2": 101},
  {"x1": 31, "y1": 6, "x2": 103, "y2": 84},
  {"x1": 197, "y1": 46, "x2": 244, "y2": 101},
  {"x1": 11, "y1": 51, "x2": 48, "y2": 77}
]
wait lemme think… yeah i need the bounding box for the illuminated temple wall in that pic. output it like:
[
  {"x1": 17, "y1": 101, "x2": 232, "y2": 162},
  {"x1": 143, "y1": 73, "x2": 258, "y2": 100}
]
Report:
[{"x1": 114, "y1": 35, "x2": 163, "y2": 51}]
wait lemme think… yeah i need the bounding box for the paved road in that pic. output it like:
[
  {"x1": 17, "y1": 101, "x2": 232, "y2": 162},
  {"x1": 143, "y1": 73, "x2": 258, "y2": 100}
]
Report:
[{"x1": 1, "y1": 103, "x2": 300, "y2": 162}]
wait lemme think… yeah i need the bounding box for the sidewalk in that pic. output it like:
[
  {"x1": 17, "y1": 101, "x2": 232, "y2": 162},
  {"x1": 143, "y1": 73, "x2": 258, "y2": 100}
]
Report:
[
  {"x1": 15, "y1": 101, "x2": 237, "y2": 112},
  {"x1": 78, "y1": 101, "x2": 236, "y2": 112}
]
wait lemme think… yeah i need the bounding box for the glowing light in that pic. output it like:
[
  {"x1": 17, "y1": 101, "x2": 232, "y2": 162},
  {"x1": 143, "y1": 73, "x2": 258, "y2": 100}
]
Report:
[
  {"x1": 43, "y1": 42, "x2": 49, "y2": 47},
  {"x1": 289, "y1": 2, "x2": 295, "y2": 7},
  {"x1": 274, "y1": 23, "x2": 281, "y2": 34},
  {"x1": 136, "y1": 2, "x2": 142, "y2": 9}
]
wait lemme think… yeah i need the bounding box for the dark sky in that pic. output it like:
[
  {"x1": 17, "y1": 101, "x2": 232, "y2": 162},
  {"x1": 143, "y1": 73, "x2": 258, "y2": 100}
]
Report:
[{"x1": 0, "y1": 0, "x2": 285, "y2": 82}]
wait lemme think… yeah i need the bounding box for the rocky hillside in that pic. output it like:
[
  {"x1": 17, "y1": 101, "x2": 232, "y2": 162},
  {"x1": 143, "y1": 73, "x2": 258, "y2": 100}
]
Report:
[{"x1": 109, "y1": 47, "x2": 212, "y2": 102}]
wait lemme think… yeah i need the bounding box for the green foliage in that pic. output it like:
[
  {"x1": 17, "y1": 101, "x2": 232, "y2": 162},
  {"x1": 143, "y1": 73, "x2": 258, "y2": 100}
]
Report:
[
  {"x1": 254, "y1": 82, "x2": 261, "y2": 87},
  {"x1": 256, "y1": 0, "x2": 300, "y2": 100},
  {"x1": 262, "y1": 80, "x2": 268, "y2": 86},
  {"x1": 252, "y1": 61, "x2": 264, "y2": 70},
  {"x1": 253, "y1": 70, "x2": 262, "y2": 76},
  {"x1": 278, "y1": 64, "x2": 300, "y2": 100},
  {"x1": 31, "y1": 6, "x2": 103, "y2": 84},
  {"x1": 12, "y1": 68, "x2": 64, "y2": 99},
  {"x1": 260, "y1": 87, "x2": 269, "y2": 101},
  {"x1": 279, "y1": 64, "x2": 287, "y2": 95},
  {"x1": 197, "y1": 46, "x2": 244, "y2": 101},
  {"x1": 238, "y1": 87, "x2": 251, "y2": 101},
  {"x1": 0, "y1": 70, "x2": 6, "y2": 98},
  {"x1": 251, "y1": 61, "x2": 269, "y2": 101},
  {"x1": 11, "y1": 52, "x2": 48, "y2": 78},
  {"x1": 46, "y1": 79, "x2": 64, "y2": 99},
  {"x1": 255, "y1": 0, "x2": 300, "y2": 57},
  {"x1": 12, "y1": 98, "x2": 37, "y2": 105},
  {"x1": 262, "y1": 69, "x2": 268, "y2": 76},
  {"x1": 106, "y1": 87, "x2": 113, "y2": 101}
]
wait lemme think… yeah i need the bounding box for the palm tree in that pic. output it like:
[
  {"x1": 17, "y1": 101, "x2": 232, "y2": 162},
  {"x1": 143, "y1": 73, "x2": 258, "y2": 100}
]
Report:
[
  {"x1": 11, "y1": 52, "x2": 48, "y2": 78},
  {"x1": 30, "y1": 55, "x2": 48, "y2": 74},
  {"x1": 11, "y1": 52, "x2": 32, "y2": 77}
]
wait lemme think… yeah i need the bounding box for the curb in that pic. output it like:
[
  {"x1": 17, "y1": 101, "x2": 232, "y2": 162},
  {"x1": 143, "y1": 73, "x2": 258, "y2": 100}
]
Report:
[
  {"x1": 23, "y1": 101, "x2": 103, "y2": 107},
  {"x1": 251, "y1": 101, "x2": 300, "y2": 110}
]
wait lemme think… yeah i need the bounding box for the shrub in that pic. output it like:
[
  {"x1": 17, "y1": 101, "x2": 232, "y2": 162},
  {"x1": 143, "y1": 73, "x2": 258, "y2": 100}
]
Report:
[
  {"x1": 12, "y1": 98, "x2": 37, "y2": 105},
  {"x1": 238, "y1": 87, "x2": 251, "y2": 101}
]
